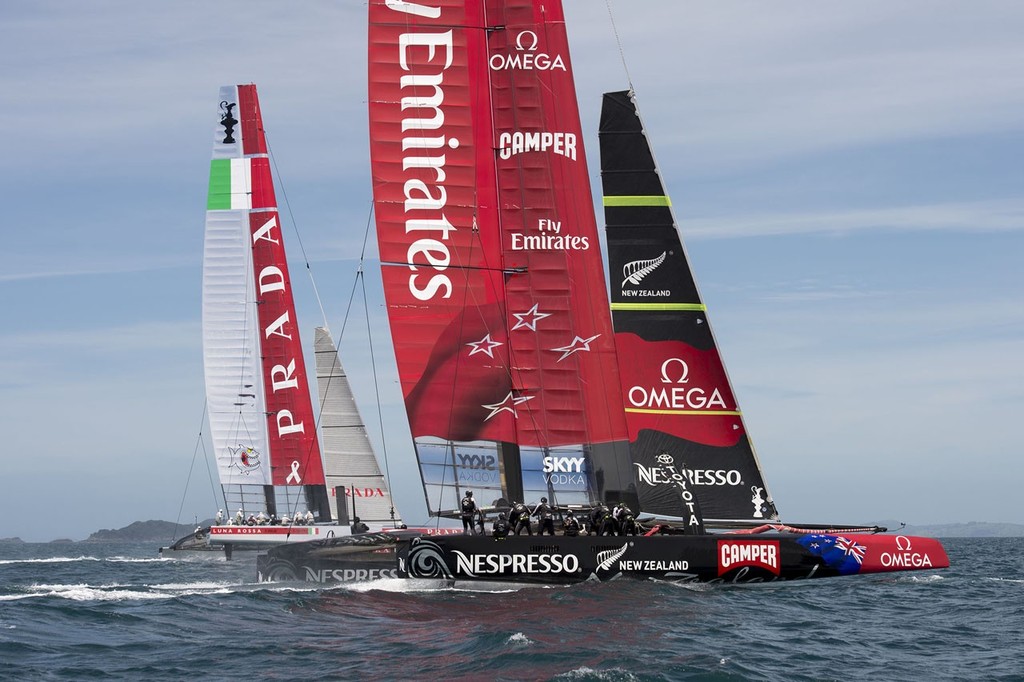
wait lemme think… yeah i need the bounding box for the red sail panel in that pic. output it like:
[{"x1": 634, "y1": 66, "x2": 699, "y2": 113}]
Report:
[
  {"x1": 369, "y1": 0, "x2": 511, "y2": 444},
  {"x1": 237, "y1": 85, "x2": 268, "y2": 156},
  {"x1": 243, "y1": 88, "x2": 325, "y2": 486},
  {"x1": 487, "y1": 0, "x2": 627, "y2": 447},
  {"x1": 369, "y1": 0, "x2": 626, "y2": 449},
  {"x1": 615, "y1": 334, "x2": 743, "y2": 447}
]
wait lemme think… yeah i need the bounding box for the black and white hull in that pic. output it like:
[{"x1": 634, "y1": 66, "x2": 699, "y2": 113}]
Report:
[{"x1": 395, "y1": 531, "x2": 949, "y2": 585}]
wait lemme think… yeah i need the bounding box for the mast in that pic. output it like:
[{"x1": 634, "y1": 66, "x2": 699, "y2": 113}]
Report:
[
  {"x1": 598, "y1": 90, "x2": 778, "y2": 526},
  {"x1": 368, "y1": 0, "x2": 635, "y2": 515},
  {"x1": 203, "y1": 84, "x2": 327, "y2": 520}
]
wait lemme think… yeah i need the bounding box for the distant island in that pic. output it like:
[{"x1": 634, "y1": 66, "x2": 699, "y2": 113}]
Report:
[
  {"x1": 82, "y1": 519, "x2": 215, "y2": 544},
  {"x1": 893, "y1": 521, "x2": 1024, "y2": 538}
]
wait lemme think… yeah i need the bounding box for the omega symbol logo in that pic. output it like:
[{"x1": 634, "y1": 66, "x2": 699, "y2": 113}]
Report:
[
  {"x1": 660, "y1": 358, "x2": 690, "y2": 384},
  {"x1": 516, "y1": 30, "x2": 539, "y2": 51},
  {"x1": 895, "y1": 536, "x2": 912, "y2": 551}
]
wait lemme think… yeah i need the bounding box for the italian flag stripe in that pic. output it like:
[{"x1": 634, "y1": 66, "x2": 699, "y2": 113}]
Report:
[{"x1": 207, "y1": 158, "x2": 252, "y2": 210}]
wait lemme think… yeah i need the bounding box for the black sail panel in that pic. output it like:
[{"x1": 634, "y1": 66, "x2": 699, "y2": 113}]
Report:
[{"x1": 599, "y1": 90, "x2": 778, "y2": 525}]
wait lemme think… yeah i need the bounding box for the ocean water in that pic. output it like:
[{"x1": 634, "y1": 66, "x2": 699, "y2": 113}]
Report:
[{"x1": 0, "y1": 538, "x2": 1020, "y2": 681}]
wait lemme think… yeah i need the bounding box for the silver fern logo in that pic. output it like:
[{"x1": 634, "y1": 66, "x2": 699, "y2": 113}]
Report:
[
  {"x1": 622, "y1": 251, "x2": 667, "y2": 288},
  {"x1": 596, "y1": 543, "x2": 630, "y2": 572}
]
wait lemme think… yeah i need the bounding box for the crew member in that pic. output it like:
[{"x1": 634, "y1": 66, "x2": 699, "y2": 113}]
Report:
[
  {"x1": 492, "y1": 512, "x2": 510, "y2": 539},
  {"x1": 509, "y1": 501, "x2": 533, "y2": 535},
  {"x1": 615, "y1": 503, "x2": 637, "y2": 536},
  {"x1": 215, "y1": 509, "x2": 224, "y2": 525},
  {"x1": 532, "y1": 497, "x2": 555, "y2": 536},
  {"x1": 562, "y1": 509, "x2": 581, "y2": 537},
  {"x1": 593, "y1": 503, "x2": 616, "y2": 536},
  {"x1": 351, "y1": 516, "x2": 370, "y2": 534},
  {"x1": 460, "y1": 491, "x2": 478, "y2": 535}
]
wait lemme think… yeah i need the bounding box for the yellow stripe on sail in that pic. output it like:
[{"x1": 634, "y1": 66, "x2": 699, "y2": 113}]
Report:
[
  {"x1": 611, "y1": 303, "x2": 707, "y2": 311},
  {"x1": 603, "y1": 195, "x2": 672, "y2": 207},
  {"x1": 625, "y1": 408, "x2": 742, "y2": 416}
]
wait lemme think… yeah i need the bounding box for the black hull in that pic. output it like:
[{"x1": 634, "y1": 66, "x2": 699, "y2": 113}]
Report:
[
  {"x1": 255, "y1": 530, "x2": 948, "y2": 586},
  {"x1": 396, "y1": 532, "x2": 949, "y2": 585},
  {"x1": 159, "y1": 527, "x2": 227, "y2": 554},
  {"x1": 256, "y1": 532, "x2": 409, "y2": 583}
]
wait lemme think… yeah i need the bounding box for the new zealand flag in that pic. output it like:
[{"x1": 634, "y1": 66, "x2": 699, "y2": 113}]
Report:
[{"x1": 796, "y1": 534, "x2": 866, "y2": 576}]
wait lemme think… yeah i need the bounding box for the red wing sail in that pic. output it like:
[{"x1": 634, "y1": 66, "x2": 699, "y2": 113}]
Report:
[{"x1": 369, "y1": 1, "x2": 630, "y2": 513}]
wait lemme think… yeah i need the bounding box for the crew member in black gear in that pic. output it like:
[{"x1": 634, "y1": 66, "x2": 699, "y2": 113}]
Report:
[
  {"x1": 562, "y1": 509, "x2": 581, "y2": 537},
  {"x1": 532, "y1": 497, "x2": 555, "y2": 536},
  {"x1": 508, "y1": 501, "x2": 533, "y2": 535},
  {"x1": 593, "y1": 502, "x2": 617, "y2": 536},
  {"x1": 615, "y1": 503, "x2": 638, "y2": 536},
  {"x1": 492, "y1": 512, "x2": 510, "y2": 539},
  {"x1": 350, "y1": 516, "x2": 369, "y2": 534},
  {"x1": 460, "y1": 491, "x2": 478, "y2": 535}
]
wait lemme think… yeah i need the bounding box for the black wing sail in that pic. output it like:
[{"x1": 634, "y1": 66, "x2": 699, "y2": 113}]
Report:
[{"x1": 599, "y1": 90, "x2": 778, "y2": 526}]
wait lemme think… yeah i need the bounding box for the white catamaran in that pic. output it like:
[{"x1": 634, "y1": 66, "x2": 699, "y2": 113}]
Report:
[{"x1": 165, "y1": 84, "x2": 403, "y2": 556}]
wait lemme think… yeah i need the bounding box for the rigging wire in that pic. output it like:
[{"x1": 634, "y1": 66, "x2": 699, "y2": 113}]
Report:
[
  {"x1": 266, "y1": 133, "x2": 330, "y2": 331},
  {"x1": 353, "y1": 200, "x2": 400, "y2": 525},
  {"x1": 263, "y1": 131, "x2": 330, "y2": 526},
  {"x1": 169, "y1": 400, "x2": 213, "y2": 544},
  {"x1": 605, "y1": 0, "x2": 634, "y2": 92}
]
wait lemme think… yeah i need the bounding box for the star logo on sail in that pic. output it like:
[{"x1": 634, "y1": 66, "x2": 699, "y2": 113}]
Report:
[
  {"x1": 466, "y1": 333, "x2": 504, "y2": 358},
  {"x1": 482, "y1": 391, "x2": 535, "y2": 421},
  {"x1": 550, "y1": 334, "x2": 601, "y2": 362},
  {"x1": 511, "y1": 303, "x2": 551, "y2": 331}
]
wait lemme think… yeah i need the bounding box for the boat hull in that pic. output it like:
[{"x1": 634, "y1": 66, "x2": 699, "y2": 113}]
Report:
[
  {"x1": 256, "y1": 528, "x2": 464, "y2": 583},
  {"x1": 207, "y1": 524, "x2": 343, "y2": 547},
  {"x1": 395, "y1": 532, "x2": 949, "y2": 585}
]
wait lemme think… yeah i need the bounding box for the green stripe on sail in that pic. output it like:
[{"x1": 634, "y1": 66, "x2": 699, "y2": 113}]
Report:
[
  {"x1": 603, "y1": 195, "x2": 672, "y2": 207},
  {"x1": 611, "y1": 302, "x2": 706, "y2": 311},
  {"x1": 207, "y1": 159, "x2": 232, "y2": 210}
]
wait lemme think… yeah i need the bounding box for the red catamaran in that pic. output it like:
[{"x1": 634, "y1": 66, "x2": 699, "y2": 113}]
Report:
[{"x1": 263, "y1": 0, "x2": 948, "y2": 584}]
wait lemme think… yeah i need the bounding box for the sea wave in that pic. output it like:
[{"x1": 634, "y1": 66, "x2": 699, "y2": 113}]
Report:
[
  {"x1": 0, "y1": 556, "x2": 168, "y2": 566},
  {"x1": 0, "y1": 580, "x2": 318, "y2": 603},
  {"x1": 0, "y1": 556, "x2": 102, "y2": 565},
  {"x1": 506, "y1": 632, "x2": 533, "y2": 647}
]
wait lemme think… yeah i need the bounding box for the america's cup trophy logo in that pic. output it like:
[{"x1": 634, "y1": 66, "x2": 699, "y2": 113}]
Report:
[{"x1": 219, "y1": 100, "x2": 238, "y2": 144}]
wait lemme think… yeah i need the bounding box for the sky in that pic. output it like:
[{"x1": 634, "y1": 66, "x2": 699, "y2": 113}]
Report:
[{"x1": 1, "y1": 2, "x2": 1021, "y2": 542}]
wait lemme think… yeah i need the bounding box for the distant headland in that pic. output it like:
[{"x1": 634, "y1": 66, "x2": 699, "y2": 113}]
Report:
[{"x1": 1, "y1": 520, "x2": 213, "y2": 544}]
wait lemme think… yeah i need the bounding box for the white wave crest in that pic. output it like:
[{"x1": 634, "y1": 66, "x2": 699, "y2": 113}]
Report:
[
  {"x1": 0, "y1": 581, "x2": 280, "y2": 602},
  {"x1": 555, "y1": 667, "x2": 639, "y2": 681},
  {"x1": 506, "y1": 632, "x2": 533, "y2": 647},
  {"x1": 0, "y1": 556, "x2": 101, "y2": 565}
]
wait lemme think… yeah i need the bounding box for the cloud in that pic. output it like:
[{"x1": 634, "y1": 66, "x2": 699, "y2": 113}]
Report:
[
  {"x1": 683, "y1": 199, "x2": 1024, "y2": 239},
  {"x1": 570, "y1": 2, "x2": 1024, "y2": 171}
]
